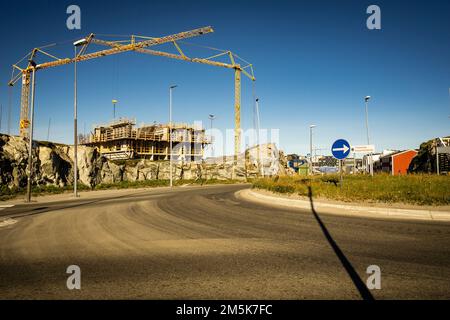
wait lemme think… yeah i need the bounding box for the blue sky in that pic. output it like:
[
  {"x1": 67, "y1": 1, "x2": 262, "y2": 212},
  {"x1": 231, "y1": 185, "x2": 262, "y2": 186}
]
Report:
[{"x1": 0, "y1": 0, "x2": 449, "y2": 155}]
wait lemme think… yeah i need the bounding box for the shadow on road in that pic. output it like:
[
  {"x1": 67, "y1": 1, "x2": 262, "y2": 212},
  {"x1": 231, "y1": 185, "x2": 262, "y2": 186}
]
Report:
[{"x1": 308, "y1": 186, "x2": 374, "y2": 301}]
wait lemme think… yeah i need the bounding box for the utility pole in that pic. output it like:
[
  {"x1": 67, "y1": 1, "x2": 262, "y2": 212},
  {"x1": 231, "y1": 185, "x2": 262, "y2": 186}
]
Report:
[
  {"x1": 169, "y1": 85, "x2": 177, "y2": 188},
  {"x1": 309, "y1": 125, "x2": 316, "y2": 175},
  {"x1": 26, "y1": 67, "x2": 37, "y2": 203},
  {"x1": 0, "y1": 104, "x2": 2, "y2": 133},
  {"x1": 364, "y1": 96, "x2": 373, "y2": 176}
]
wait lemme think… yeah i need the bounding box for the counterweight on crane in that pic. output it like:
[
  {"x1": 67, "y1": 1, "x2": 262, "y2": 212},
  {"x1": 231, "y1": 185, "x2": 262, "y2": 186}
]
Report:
[{"x1": 8, "y1": 26, "x2": 255, "y2": 160}]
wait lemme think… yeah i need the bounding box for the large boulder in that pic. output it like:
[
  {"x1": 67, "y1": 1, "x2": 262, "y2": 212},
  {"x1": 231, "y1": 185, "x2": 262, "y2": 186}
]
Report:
[
  {"x1": 36, "y1": 144, "x2": 72, "y2": 187},
  {"x1": 245, "y1": 143, "x2": 295, "y2": 177},
  {"x1": 0, "y1": 135, "x2": 32, "y2": 188}
]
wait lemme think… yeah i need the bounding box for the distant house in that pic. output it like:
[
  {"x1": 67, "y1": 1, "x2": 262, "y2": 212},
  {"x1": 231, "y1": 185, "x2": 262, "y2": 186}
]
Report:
[
  {"x1": 364, "y1": 150, "x2": 398, "y2": 174},
  {"x1": 376, "y1": 150, "x2": 418, "y2": 175}
]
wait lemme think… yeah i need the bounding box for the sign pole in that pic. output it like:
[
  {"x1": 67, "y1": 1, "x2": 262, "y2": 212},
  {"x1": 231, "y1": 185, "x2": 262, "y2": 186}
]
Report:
[{"x1": 331, "y1": 139, "x2": 351, "y2": 187}]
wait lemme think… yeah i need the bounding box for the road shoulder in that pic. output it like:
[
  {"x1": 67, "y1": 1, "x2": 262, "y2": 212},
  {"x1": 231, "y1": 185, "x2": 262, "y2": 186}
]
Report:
[{"x1": 2, "y1": 183, "x2": 247, "y2": 206}]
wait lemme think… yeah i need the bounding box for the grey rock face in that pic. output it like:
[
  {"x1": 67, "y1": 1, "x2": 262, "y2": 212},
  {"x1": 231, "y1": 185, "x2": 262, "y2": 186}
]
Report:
[{"x1": 0, "y1": 134, "x2": 292, "y2": 189}]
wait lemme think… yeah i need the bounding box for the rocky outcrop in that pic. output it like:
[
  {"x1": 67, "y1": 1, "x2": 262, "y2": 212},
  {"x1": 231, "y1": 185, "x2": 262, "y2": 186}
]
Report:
[
  {"x1": 408, "y1": 137, "x2": 449, "y2": 174},
  {"x1": 0, "y1": 134, "x2": 292, "y2": 190},
  {"x1": 246, "y1": 144, "x2": 293, "y2": 176}
]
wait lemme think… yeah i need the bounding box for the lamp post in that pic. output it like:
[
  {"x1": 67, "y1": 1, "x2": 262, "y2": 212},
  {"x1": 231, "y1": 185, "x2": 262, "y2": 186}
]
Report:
[
  {"x1": 208, "y1": 114, "x2": 215, "y2": 131},
  {"x1": 255, "y1": 98, "x2": 264, "y2": 177},
  {"x1": 112, "y1": 99, "x2": 118, "y2": 119},
  {"x1": 47, "y1": 118, "x2": 51, "y2": 141},
  {"x1": 7, "y1": 86, "x2": 12, "y2": 135},
  {"x1": 26, "y1": 65, "x2": 37, "y2": 203},
  {"x1": 169, "y1": 85, "x2": 177, "y2": 188},
  {"x1": 208, "y1": 114, "x2": 215, "y2": 158},
  {"x1": 364, "y1": 96, "x2": 373, "y2": 176},
  {"x1": 73, "y1": 45, "x2": 79, "y2": 197},
  {"x1": 309, "y1": 125, "x2": 316, "y2": 175},
  {"x1": 73, "y1": 38, "x2": 88, "y2": 198}
]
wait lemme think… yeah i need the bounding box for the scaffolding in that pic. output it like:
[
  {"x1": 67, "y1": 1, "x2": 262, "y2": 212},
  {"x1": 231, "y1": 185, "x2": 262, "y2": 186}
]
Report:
[{"x1": 83, "y1": 118, "x2": 210, "y2": 161}]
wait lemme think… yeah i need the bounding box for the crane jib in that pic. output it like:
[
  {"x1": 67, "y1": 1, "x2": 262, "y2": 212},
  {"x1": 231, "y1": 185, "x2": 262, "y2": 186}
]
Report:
[{"x1": 9, "y1": 26, "x2": 254, "y2": 162}]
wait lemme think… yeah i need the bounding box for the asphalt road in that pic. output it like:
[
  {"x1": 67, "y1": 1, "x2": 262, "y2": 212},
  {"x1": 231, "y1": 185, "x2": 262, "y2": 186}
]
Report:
[{"x1": 0, "y1": 184, "x2": 449, "y2": 299}]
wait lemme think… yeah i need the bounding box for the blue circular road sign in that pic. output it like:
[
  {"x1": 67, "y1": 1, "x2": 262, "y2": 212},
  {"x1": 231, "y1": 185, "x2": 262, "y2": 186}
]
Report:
[{"x1": 331, "y1": 139, "x2": 351, "y2": 160}]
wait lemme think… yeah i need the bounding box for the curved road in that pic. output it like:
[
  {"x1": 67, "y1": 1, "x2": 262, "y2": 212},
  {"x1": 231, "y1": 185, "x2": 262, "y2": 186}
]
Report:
[{"x1": 0, "y1": 184, "x2": 449, "y2": 299}]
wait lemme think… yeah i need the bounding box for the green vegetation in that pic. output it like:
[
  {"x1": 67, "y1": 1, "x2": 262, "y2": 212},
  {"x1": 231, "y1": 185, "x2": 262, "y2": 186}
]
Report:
[
  {"x1": 0, "y1": 179, "x2": 243, "y2": 201},
  {"x1": 0, "y1": 184, "x2": 91, "y2": 201},
  {"x1": 252, "y1": 174, "x2": 450, "y2": 206},
  {"x1": 94, "y1": 179, "x2": 169, "y2": 190},
  {"x1": 94, "y1": 178, "x2": 242, "y2": 190},
  {"x1": 110, "y1": 159, "x2": 142, "y2": 167}
]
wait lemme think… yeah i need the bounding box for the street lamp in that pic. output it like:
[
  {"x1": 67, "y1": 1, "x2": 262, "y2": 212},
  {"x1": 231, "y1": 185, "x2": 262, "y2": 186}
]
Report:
[
  {"x1": 208, "y1": 114, "x2": 215, "y2": 130},
  {"x1": 364, "y1": 96, "x2": 373, "y2": 176},
  {"x1": 169, "y1": 85, "x2": 177, "y2": 188},
  {"x1": 25, "y1": 65, "x2": 37, "y2": 203},
  {"x1": 255, "y1": 98, "x2": 264, "y2": 177},
  {"x1": 73, "y1": 38, "x2": 87, "y2": 47},
  {"x1": 309, "y1": 125, "x2": 316, "y2": 175},
  {"x1": 208, "y1": 114, "x2": 215, "y2": 158},
  {"x1": 112, "y1": 99, "x2": 118, "y2": 119},
  {"x1": 72, "y1": 38, "x2": 88, "y2": 198}
]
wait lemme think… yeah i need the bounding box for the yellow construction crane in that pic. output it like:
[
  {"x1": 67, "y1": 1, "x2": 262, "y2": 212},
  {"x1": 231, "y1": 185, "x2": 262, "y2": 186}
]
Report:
[{"x1": 8, "y1": 26, "x2": 255, "y2": 160}]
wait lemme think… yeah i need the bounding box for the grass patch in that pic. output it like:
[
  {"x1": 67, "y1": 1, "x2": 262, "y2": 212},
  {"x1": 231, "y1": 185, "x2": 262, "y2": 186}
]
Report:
[
  {"x1": 94, "y1": 178, "x2": 242, "y2": 190},
  {"x1": 252, "y1": 174, "x2": 450, "y2": 206},
  {"x1": 0, "y1": 184, "x2": 91, "y2": 201},
  {"x1": 94, "y1": 179, "x2": 169, "y2": 190}
]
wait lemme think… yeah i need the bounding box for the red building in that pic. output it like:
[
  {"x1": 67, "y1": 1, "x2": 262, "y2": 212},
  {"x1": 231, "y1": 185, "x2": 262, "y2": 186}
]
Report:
[{"x1": 377, "y1": 150, "x2": 418, "y2": 176}]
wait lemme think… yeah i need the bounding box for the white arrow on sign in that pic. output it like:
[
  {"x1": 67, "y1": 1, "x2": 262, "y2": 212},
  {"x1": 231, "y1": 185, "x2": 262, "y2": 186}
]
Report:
[{"x1": 332, "y1": 145, "x2": 350, "y2": 153}]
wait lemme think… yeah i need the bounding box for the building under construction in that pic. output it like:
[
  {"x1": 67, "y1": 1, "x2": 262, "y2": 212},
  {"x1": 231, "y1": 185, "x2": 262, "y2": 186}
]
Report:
[{"x1": 82, "y1": 118, "x2": 210, "y2": 161}]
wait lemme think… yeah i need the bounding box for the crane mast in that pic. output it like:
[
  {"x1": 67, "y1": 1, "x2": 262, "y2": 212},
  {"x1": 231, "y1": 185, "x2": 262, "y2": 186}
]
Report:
[
  {"x1": 19, "y1": 73, "x2": 31, "y2": 137},
  {"x1": 8, "y1": 26, "x2": 255, "y2": 160}
]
